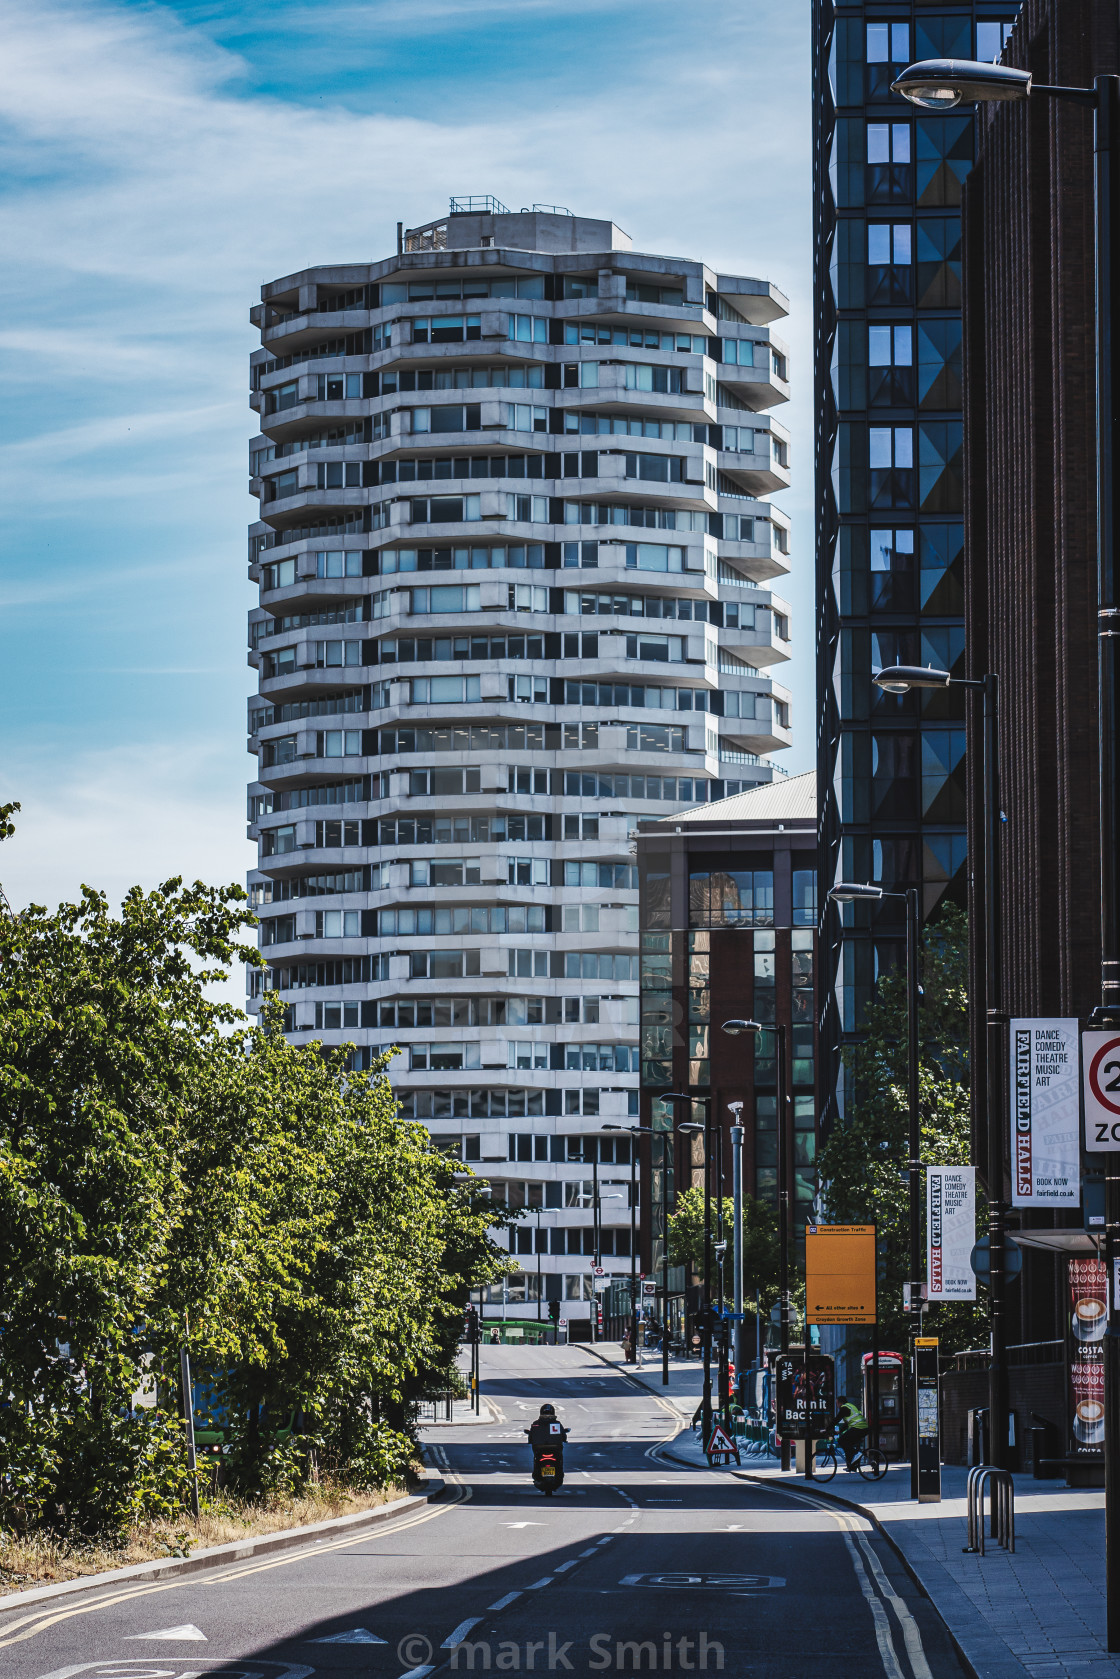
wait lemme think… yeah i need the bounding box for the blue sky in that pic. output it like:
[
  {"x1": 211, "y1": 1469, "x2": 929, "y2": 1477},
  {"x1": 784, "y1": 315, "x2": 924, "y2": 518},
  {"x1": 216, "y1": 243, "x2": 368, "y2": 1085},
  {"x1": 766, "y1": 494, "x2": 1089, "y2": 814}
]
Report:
[{"x1": 0, "y1": 0, "x2": 812, "y2": 922}]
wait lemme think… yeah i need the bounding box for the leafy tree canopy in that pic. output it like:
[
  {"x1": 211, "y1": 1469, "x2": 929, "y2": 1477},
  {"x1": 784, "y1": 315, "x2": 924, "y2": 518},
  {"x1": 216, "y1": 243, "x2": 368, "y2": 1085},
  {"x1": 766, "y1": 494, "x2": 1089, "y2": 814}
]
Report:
[{"x1": 0, "y1": 822, "x2": 508, "y2": 1536}]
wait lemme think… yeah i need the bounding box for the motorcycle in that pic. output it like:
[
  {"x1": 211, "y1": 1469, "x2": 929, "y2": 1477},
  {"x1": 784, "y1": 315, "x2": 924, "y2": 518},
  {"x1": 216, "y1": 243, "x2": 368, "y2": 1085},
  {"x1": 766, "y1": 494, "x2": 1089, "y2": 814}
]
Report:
[{"x1": 532, "y1": 1448, "x2": 564, "y2": 1496}]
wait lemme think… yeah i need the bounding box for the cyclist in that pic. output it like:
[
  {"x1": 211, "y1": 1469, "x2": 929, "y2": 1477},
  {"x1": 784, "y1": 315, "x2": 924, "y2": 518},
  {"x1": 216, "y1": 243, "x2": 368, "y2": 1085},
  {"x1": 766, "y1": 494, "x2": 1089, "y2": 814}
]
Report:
[{"x1": 836, "y1": 1394, "x2": 868, "y2": 1470}]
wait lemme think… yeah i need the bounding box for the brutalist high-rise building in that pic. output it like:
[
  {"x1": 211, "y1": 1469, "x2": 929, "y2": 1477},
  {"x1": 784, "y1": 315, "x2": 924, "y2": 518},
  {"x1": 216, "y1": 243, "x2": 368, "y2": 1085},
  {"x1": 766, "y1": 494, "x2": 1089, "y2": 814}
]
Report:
[
  {"x1": 813, "y1": 6, "x2": 1018, "y2": 1123},
  {"x1": 246, "y1": 203, "x2": 793, "y2": 1318}
]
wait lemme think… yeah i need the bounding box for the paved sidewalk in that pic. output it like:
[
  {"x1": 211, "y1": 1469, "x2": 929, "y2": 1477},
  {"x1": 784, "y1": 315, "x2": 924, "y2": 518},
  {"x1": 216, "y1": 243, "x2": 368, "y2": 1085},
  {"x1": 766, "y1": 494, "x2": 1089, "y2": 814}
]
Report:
[{"x1": 589, "y1": 1340, "x2": 1115, "y2": 1679}]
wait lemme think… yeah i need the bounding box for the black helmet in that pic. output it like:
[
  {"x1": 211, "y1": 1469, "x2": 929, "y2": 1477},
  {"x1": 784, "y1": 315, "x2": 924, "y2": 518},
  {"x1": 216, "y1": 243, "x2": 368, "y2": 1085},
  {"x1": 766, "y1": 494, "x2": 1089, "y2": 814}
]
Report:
[{"x1": 539, "y1": 1403, "x2": 556, "y2": 1417}]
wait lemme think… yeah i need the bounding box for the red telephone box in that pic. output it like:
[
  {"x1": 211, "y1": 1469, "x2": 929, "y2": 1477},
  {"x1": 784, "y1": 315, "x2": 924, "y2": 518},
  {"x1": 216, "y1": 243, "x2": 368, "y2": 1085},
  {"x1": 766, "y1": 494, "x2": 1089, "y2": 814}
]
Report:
[{"x1": 862, "y1": 1350, "x2": 906, "y2": 1461}]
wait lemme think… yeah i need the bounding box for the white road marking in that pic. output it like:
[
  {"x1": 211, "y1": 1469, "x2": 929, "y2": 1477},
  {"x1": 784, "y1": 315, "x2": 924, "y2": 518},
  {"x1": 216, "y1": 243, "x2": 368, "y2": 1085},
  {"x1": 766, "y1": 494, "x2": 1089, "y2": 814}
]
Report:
[
  {"x1": 124, "y1": 1625, "x2": 208, "y2": 1642},
  {"x1": 310, "y1": 1628, "x2": 387, "y2": 1644},
  {"x1": 441, "y1": 1618, "x2": 483, "y2": 1649},
  {"x1": 486, "y1": 1592, "x2": 522, "y2": 1611},
  {"x1": 399, "y1": 1668, "x2": 435, "y2": 1679},
  {"x1": 502, "y1": 1522, "x2": 543, "y2": 1528},
  {"x1": 526, "y1": 1577, "x2": 553, "y2": 1589},
  {"x1": 579, "y1": 1548, "x2": 598, "y2": 1557},
  {"x1": 554, "y1": 1561, "x2": 578, "y2": 1572}
]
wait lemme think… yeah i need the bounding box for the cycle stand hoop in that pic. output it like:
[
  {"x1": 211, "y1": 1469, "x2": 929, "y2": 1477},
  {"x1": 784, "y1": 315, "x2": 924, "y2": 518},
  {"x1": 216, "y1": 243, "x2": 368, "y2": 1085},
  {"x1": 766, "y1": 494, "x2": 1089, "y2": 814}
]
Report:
[{"x1": 964, "y1": 1464, "x2": 1015, "y2": 1555}]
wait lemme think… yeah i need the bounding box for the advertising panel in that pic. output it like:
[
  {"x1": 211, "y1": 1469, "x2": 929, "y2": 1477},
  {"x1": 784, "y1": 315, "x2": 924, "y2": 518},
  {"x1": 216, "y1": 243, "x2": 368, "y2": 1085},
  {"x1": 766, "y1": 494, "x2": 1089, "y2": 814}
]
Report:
[
  {"x1": 1009, "y1": 1018, "x2": 1080, "y2": 1204},
  {"x1": 805, "y1": 1224, "x2": 876, "y2": 1324},
  {"x1": 774, "y1": 1352, "x2": 835, "y2": 1441},
  {"x1": 926, "y1": 1165, "x2": 976, "y2": 1300},
  {"x1": 1068, "y1": 1256, "x2": 1106, "y2": 1459}
]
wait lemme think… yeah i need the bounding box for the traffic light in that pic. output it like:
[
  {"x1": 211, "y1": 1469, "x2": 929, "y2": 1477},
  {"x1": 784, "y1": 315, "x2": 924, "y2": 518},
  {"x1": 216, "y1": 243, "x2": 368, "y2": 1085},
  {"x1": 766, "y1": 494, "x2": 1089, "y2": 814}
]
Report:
[
  {"x1": 464, "y1": 1306, "x2": 480, "y2": 1344},
  {"x1": 548, "y1": 1300, "x2": 561, "y2": 1326}
]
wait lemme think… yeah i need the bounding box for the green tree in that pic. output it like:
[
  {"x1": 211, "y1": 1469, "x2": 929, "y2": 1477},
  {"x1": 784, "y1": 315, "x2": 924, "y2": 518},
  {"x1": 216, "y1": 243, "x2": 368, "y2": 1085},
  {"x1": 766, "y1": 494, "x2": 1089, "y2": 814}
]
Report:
[
  {"x1": 0, "y1": 815, "x2": 509, "y2": 1535},
  {"x1": 667, "y1": 1188, "x2": 785, "y2": 1345},
  {"x1": 816, "y1": 904, "x2": 989, "y2": 1355}
]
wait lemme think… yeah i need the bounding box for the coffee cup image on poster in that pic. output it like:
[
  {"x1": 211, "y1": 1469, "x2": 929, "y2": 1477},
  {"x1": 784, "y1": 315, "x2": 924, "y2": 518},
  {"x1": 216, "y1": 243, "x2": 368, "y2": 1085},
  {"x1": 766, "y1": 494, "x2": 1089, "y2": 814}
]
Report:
[
  {"x1": 1009, "y1": 1018, "x2": 1080, "y2": 1205},
  {"x1": 1069, "y1": 1257, "x2": 1107, "y2": 1452}
]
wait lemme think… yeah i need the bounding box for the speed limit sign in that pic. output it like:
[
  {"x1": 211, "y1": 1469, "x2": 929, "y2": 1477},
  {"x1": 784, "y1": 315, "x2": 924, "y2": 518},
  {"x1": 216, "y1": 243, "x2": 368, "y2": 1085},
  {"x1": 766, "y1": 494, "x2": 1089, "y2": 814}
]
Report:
[{"x1": 1084, "y1": 1031, "x2": 1120, "y2": 1149}]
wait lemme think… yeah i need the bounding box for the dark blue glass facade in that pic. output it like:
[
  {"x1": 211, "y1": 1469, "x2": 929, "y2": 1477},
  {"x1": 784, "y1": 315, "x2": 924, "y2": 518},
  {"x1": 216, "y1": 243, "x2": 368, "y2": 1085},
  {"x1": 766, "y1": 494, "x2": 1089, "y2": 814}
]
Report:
[{"x1": 814, "y1": 2, "x2": 1018, "y2": 1120}]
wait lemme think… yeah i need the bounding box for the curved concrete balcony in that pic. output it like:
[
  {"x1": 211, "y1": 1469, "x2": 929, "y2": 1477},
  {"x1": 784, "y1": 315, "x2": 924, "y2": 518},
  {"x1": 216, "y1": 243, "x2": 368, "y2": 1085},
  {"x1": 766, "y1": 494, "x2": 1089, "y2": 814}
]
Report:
[
  {"x1": 716, "y1": 449, "x2": 790, "y2": 497},
  {"x1": 261, "y1": 309, "x2": 369, "y2": 352},
  {"x1": 715, "y1": 361, "x2": 790, "y2": 411},
  {"x1": 716, "y1": 539, "x2": 790, "y2": 587},
  {"x1": 256, "y1": 755, "x2": 367, "y2": 792}
]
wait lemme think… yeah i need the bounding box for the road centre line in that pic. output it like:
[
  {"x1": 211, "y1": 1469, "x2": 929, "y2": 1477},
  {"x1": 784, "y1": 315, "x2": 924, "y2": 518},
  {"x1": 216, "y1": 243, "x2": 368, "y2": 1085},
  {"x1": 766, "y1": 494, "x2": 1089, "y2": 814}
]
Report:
[
  {"x1": 486, "y1": 1592, "x2": 521, "y2": 1611},
  {"x1": 526, "y1": 1577, "x2": 553, "y2": 1589},
  {"x1": 441, "y1": 1618, "x2": 483, "y2": 1648}
]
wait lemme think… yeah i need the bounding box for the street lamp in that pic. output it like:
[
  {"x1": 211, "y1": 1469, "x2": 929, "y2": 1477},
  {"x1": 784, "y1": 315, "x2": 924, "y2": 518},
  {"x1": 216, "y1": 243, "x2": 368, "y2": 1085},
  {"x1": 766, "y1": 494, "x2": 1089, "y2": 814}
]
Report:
[
  {"x1": 828, "y1": 879, "x2": 922, "y2": 1494},
  {"x1": 874, "y1": 662, "x2": 1009, "y2": 1480},
  {"x1": 727, "y1": 1102, "x2": 746, "y2": 1411},
  {"x1": 604, "y1": 1124, "x2": 642, "y2": 1366},
  {"x1": 667, "y1": 1091, "x2": 715, "y2": 1443},
  {"x1": 610, "y1": 1120, "x2": 676, "y2": 1387},
  {"x1": 722, "y1": 1018, "x2": 792, "y2": 1469}
]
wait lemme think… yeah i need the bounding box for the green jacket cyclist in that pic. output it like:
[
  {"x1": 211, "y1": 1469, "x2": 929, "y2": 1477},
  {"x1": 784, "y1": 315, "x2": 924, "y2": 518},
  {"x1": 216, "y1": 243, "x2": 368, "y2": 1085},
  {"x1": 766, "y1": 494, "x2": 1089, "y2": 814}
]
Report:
[{"x1": 836, "y1": 1395, "x2": 868, "y2": 1470}]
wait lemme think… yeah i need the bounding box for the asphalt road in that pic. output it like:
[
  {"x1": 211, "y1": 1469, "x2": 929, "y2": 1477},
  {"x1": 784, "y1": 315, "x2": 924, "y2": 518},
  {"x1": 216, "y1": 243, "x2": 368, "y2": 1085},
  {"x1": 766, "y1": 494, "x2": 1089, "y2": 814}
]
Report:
[{"x1": 1, "y1": 1344, "x2": 968, "y2": 1679}]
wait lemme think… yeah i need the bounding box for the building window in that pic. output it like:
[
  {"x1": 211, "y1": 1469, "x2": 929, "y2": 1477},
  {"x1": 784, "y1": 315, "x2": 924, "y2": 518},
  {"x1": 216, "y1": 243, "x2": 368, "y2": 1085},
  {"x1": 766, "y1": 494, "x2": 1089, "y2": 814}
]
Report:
[
  {"x1": 868, "y1": 323, "x2": 914, "y2": 406},
  {"x1": 867, "y1": 122, "x2": 912, "y2": 202},
  {"x1": 869, "y1": 426, "x2": 914, "y2": 510}
]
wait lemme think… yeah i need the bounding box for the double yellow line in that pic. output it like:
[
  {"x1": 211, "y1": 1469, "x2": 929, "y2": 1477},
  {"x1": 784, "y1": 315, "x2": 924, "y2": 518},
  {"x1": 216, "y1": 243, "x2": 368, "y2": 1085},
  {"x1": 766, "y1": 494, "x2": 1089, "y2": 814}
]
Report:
[{"x1": 0, "y1": 1484, "x2": 468, "y2": 1652}]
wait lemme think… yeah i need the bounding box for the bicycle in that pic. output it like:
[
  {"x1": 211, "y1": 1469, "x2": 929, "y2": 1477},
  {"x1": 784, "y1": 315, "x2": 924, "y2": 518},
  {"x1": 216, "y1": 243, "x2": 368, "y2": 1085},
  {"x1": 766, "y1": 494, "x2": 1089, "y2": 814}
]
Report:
[{"x1": 812, "y1": 1429, "x2": 888, "y2": 1482}]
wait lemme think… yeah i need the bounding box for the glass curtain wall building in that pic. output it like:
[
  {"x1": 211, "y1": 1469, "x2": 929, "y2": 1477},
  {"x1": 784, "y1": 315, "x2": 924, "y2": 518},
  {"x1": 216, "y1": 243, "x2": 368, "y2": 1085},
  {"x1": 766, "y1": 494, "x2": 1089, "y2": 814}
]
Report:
[
  {"x1": 814, "y1": 4, "x2": 1018, "y2": 1118},
  {"x1": 246, "y1": 206, "x2": 794, "y2": 1318}
]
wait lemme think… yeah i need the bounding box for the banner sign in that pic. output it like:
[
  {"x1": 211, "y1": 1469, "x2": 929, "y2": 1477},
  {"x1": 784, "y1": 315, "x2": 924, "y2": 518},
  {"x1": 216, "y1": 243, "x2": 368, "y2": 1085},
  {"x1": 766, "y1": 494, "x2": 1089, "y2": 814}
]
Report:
[
  {"x1": 1083, "y1": 1031, "x2": 1120, "y2": 1151},
  {"x1": 1068, "y1": 1256, "x2": 1106, "y2": 1457},
  {"x1": 1006, "y1": 1018, "x2": 1080, "y2": 1202},
  {"x1": 926, "y1": 1166, "x2": 976, "y2": 1300},
  {"x1": 805, "y1": 1224, "x2": 876, "y2": 1324}
]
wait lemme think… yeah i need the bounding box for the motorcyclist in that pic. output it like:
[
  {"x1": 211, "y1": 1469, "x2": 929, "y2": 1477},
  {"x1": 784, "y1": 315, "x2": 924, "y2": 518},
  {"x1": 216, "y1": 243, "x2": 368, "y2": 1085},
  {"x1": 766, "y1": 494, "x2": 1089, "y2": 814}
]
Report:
[
  {"x1": 836, "y1": 1394, "x2": 868, "y2": 1470},
  {"x1": 526, "y1": 1402, "x2": 569, "y2": 1460}
]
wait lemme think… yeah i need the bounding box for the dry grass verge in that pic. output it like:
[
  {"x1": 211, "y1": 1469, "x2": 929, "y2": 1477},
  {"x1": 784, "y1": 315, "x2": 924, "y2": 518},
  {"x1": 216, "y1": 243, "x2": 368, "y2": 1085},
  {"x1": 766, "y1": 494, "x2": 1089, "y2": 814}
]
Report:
[{"x1": 0, "y1": 1481, "x2": 411, "y2": 1595}]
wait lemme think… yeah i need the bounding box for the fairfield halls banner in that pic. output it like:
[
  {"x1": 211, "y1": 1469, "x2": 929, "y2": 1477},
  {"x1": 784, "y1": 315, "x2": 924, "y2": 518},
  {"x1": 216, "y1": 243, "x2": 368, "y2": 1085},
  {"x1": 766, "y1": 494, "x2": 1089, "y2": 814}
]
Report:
[
  {"x1": 1009, "y1": 1018, "x2": 1080, "y2": 1207},
  {"x1": 927, "y1": 1165, "x2": 975, "y2": 1301}
]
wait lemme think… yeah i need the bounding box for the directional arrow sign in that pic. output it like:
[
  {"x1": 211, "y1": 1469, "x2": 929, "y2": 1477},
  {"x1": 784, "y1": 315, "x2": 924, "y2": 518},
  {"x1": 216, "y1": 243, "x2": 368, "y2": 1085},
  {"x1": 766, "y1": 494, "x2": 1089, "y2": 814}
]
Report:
[
  {"x1": 125, "y1": 1625, "x2": 208, "y2": 1641},
  {"x1": 311, "y1": 1629, "x2": 388, "y2": 1645}
]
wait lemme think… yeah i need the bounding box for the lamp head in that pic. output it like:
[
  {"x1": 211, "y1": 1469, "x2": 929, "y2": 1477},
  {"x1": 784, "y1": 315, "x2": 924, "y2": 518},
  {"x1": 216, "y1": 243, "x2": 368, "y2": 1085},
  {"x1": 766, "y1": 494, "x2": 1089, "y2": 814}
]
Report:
[
  {"x1": 721, "y1": 1018, "x2": 762, "y2": 1038},
  {"x1": 828, "y1": 882, "x2": 884, "y2": 903},
  {"x1": 874, "y1": 663, "x2": 952, "y2": 694},
  {"x1": 891, "y1": 58, "x2": 1031, "y2": 110}
]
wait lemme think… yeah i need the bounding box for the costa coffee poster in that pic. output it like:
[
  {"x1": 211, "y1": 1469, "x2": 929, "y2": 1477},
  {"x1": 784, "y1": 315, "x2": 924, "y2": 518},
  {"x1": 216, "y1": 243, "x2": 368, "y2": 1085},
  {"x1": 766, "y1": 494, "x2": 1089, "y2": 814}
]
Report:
[{"x1": 1068, "y1": 1256, "x2": 1106, "y2": 1457}]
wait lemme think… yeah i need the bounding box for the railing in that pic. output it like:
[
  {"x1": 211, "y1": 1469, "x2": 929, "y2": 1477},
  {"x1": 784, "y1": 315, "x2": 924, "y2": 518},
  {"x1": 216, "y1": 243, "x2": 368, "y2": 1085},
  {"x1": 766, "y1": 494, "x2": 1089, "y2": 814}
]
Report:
[
  {"x1": 450, "y1": 196, "x2": 510, "y2": 215},
  {"x1": 965, "y1": 1465, "x2": 1015, "y2": 1555},
  {"x1": 417, "y1": 1391, "x2": 456, "y2": 1423},
  {"x1": 1007, "y1": 1339, "x2": 1064, "y2": 1366}
]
